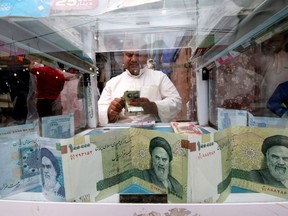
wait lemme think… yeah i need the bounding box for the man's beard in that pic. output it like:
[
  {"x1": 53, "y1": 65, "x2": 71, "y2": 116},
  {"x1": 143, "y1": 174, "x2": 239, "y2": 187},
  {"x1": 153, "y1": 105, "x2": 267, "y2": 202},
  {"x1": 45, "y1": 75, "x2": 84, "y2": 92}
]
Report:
[
  {"x1": 129, "y1": 64, "x2": 140, "y2": 74},
  {"x1": 44, "y1": 174, "x2": 57, "y2": 189},
  {"x1": 268, "y1": 164, "x2": 288, "y2": 181},
  {"x1": 154, "y1": 165, "x2": 169, "y2": 182}
]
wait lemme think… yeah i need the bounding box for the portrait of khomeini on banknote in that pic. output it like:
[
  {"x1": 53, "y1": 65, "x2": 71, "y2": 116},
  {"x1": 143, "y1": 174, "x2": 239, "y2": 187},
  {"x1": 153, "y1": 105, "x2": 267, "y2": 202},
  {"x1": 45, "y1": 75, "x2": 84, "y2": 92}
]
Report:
[
  {"x1": 41, "y1": 148, "x2": 65, "y2": 199},
  {"x1": 140, "y1": 136, "x2": 183, "y2": 197},
  {"x1": 249, "y1": 135, "x2": 288, "y2": 188}
]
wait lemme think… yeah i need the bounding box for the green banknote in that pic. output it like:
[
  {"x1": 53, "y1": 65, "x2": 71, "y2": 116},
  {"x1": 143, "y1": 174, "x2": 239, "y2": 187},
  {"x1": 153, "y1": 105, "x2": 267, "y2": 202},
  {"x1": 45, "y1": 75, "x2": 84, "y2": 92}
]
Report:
[
  {"x1": 60, "y1": 128, "x2": 189, "y2": 203},
  {"x1": 187, "y1": 132, "x2": 222, "y2": 203},
  {"x1": 129, "y1": 128, "x2": 188, "y2": 203},
  {"x1": 215, "y1": 126, "x2": 288, "y2": 200},
  {"x1": 60, "y1": 128, "x2": 132, "y2": 202}
]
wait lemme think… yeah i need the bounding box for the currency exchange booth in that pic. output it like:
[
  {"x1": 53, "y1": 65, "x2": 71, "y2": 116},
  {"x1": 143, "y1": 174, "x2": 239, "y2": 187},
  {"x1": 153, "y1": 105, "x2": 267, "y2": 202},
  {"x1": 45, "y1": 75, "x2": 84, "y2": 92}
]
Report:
[{"x1": 0, "y1": 0, "x2": 288, "y2": 215}]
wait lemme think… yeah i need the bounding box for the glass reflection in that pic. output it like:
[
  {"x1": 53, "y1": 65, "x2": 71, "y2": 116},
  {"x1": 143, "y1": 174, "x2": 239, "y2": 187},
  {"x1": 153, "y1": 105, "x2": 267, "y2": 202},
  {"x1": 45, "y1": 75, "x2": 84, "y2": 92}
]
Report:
[
  {"x1": 0, "y1": 55, "x2": 86, "y2": 130},
  {"x1": 209, "y1": 29, "x2": 288, "y2": 127}
]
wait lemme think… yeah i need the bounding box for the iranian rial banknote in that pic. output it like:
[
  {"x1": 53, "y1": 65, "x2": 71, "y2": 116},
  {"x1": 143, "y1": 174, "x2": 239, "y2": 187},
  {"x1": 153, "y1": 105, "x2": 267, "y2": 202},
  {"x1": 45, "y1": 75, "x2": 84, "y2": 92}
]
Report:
[
  {"x1": 59, "y1": 128, "x2": 189, "y2": 203},
  {"x1": 0, "y1": 133, "x2": 40, "y2": 198},
  {"x1": 0, "y1": 120, "x2": 39, "y2": 137},
  {"x1": 218, "y1": 108, "x2": 288, "y2": 130},
  {"x1": 248, "y1": 115, "x2": 288, "y2": 128},
  {"x1": 41, "y1": 113, "x2": 74, "y2": 138},
  {"x1": 215, "y1": 126, "x2": 288, "y2": 200},
  {"x1": 187, "y1": 132, "x2": 222, "y2": 203},
  {"x1": 129, "y1": 128, "x2": 188, "y2": 203},
  {"x1": 0, "y1": 122, "x2": 41, "y2": 198},
  {"x1": 217, "y1": 108, "x2": 247, "y2": 130},
  {"x1": 39, "y1": 138, "x2": 66, "y2": 202}
]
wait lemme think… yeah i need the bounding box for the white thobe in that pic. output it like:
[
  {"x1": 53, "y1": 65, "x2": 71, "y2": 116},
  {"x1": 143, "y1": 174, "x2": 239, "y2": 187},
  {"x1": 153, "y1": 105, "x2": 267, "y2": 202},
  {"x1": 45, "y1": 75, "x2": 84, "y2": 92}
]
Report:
[{"x1": 98, "y1": 68, "x2": 182, "y2": 125}]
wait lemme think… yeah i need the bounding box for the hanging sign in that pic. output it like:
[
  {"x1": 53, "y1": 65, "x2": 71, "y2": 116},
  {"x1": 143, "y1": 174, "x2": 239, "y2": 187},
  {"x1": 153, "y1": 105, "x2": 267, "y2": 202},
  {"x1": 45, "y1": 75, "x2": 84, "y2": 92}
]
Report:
[{"x1": 51, "y1": 0, "x2": 98, "y2": 10}]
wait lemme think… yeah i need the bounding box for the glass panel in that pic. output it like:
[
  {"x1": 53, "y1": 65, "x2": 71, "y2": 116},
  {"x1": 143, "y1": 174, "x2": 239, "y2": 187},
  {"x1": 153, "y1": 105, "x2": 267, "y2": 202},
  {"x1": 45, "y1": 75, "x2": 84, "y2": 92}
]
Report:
[
  {"x1": 204, "y1": 2, "x2": 288, "y2": 128},
  {"x1": 0, "y1": 53, "x2": 88, "y2": 131},
  {"x1": 2, "y1": 0, "x2": 288, "y2": 205},
  {"x1": 0, "y1": 0, "x2": 283, "y2": 129},
  {"x1": 0, "y1": 17, "x2": 94, "y2": 132}
]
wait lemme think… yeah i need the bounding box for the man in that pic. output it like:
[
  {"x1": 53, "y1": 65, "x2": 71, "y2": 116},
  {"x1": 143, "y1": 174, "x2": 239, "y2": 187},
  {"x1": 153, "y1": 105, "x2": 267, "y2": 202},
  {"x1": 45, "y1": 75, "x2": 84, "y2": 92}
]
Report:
[
  {"x1": 98, "y1": 44, "x2": 182, "y2": 124},
  {"x1": 267, "y1": 81, "x2": 288, "y2": 118},
  {"x1": 41, "y1": 148, "x2": 65, "y2": 199},
  {"x1": 142, "y1": 136, "x2": 183, "y2": 197},
  {"x1": 249, "y1": 135, "x2": 288, "y2": 188},
  {"x1": 257, "y1": 32, "x2": 288, "y2": 114},
  {"x1": 30, "y1": 63, "x2": 74, "y2": 118}
]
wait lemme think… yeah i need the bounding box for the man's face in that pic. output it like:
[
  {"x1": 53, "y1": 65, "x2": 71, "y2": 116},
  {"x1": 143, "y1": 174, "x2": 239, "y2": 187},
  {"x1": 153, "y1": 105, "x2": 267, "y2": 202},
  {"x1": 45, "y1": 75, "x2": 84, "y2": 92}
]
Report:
[
  {"x1": 42, "y1": 156, "x2": 57, "y2": 188},
  {"x1": 151, "y1": 147, "x2": 170, "y2": 182},
  {"x1": 266, "y1": 146, "x2": 288, "y2": 182},
  {"x1": 123, "y1": 50, "x2": 148, "y2": 75}
]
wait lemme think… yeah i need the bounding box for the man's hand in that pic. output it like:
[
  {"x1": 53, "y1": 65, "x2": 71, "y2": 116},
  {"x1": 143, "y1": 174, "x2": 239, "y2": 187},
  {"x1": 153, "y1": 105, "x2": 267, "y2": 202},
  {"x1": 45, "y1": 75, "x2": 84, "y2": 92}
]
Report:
[
  {"x1": 108, "y1": 97, "x2": 125, "y2": 123},
  {"x1": 128, "y1": 97, "x2": 158, "y2": 115}
]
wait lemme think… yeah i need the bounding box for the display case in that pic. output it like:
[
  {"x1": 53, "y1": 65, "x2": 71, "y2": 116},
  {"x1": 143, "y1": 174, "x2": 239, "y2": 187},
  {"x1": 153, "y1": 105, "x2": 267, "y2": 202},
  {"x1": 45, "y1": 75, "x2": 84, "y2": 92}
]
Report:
[
  {"x1": 197, "y1": 0, "x2": 288, "y2": 127},
  {"x1": 0, "y1": 0, "x2": 288, "y2": 215}
]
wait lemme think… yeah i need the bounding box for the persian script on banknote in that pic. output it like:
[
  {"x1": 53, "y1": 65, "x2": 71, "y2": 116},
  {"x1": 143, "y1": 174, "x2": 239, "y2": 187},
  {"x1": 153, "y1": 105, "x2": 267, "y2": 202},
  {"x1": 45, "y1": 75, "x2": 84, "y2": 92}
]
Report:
[
  {"x1": 0, "y1": 133, "x2": 40, "y2": 198},
  {"x1": 2, "y1": 120, "x2": 288, "y2": 203},
  {"x1": 59, "y1": 128, "x2": 190, "y2": 203},
  {"x1": 41, "y1": 113, "x2": 74, "y2": 138}
]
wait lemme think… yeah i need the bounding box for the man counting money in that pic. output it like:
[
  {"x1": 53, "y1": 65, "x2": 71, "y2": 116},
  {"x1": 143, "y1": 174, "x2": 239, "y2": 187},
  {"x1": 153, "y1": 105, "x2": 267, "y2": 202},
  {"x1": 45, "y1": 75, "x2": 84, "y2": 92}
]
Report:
[
  {"x1": 249, "y1": 135, "x2": 288, "y2": 188},
  {"x1": 141, "y1": 136, "x2": 183, "y2": 197},
  {"x1": 98, "y1": 40, "x2": 182, "y2": 124}
]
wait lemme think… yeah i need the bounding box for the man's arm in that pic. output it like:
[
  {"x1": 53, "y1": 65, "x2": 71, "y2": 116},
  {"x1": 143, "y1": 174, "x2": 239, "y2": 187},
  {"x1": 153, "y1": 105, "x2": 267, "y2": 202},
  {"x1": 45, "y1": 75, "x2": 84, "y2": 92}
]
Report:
[
  {"x1": 98, "y1": 83, "x2": 125, "y2": 124},
  {"x1": 128, "y1": 97, "x2": 158, "y2": 116},
  {"x1": 107, "y1": 98, "x2": 125, "y2": 123},
  {"x1": 128, "y1": 74, "x2": 182, "y2": 122},
  {"x1": 98, "y1": 85, "x2": 112, "y2": 124}
]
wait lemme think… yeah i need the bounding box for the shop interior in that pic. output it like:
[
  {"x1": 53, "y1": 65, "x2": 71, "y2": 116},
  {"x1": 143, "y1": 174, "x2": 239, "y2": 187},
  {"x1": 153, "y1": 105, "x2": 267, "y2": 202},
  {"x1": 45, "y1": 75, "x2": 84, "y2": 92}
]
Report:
[
  {"x1": 2, "y1": 0, "x2": 286, "y2": 129},
  {"x1": 0, "y1": 0, "x2": 288, "y2": 215}
]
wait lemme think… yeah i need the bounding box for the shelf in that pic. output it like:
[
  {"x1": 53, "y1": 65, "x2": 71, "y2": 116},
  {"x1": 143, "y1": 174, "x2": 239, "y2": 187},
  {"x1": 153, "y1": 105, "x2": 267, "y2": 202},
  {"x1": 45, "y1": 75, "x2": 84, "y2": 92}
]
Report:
[
  {"x1": 1, "y1": 192, "x2": 288, "y2": 216},
  {"x1": 0, "y1": 19, "x2": 95, "y2": 74},
  {"x1": 197, "y1": 0, "x2": 288, "y2": 70}
]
